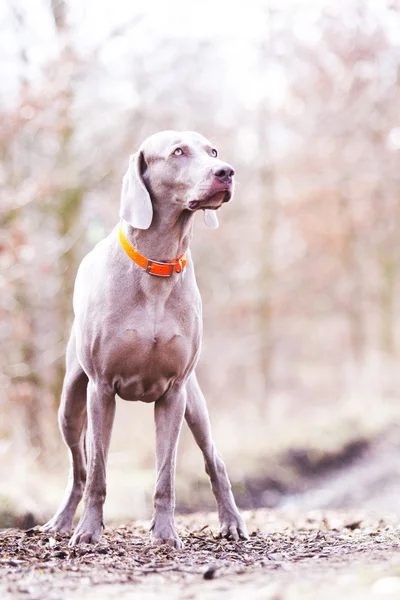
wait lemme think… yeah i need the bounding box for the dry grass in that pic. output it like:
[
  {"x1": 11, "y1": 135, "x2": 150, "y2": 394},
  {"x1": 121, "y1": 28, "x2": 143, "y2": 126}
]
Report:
[{"x1": 2, "y1": 510, "x2": 400, "y2": 600}]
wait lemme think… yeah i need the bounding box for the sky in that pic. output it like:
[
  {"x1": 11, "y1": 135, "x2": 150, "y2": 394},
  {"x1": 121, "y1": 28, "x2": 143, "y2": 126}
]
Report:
[
  {"x1": 0, "y1": 0, "x2": 296, "y2": 109},
  {"x1": 0, "y1": 0, "x2": 399, "y2": 111}
]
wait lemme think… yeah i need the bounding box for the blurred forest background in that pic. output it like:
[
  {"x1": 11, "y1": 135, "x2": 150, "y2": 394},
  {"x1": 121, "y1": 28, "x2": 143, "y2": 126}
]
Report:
[{"x1": 2, "y1": 0, "x2": 400, "y2": 526}]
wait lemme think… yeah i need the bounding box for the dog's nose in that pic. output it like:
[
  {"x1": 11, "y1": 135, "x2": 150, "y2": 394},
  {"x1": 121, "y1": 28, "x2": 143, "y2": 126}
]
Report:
[{"x1": 213, "y1": 163, "x2": 235, "y2": 183}]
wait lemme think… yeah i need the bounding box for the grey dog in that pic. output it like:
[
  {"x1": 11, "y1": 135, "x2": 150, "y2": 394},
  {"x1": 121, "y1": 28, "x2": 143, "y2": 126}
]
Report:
[{"x1": 41, "y1": 130, "x2": 248, "y2": 548}]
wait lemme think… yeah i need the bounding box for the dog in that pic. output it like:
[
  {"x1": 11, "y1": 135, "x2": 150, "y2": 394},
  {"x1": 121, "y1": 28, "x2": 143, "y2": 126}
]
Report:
[{"x1": 41, "y1": 131, "x2": 248, "y2": 548}]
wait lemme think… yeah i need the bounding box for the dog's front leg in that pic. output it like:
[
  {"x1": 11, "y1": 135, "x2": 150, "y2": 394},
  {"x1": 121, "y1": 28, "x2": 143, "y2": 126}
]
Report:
[
  {"x1": 69, "y1": 381, "x2": 116, "y2": 546},
  {"x1": 150, "y1": 387, "x2": 186, "y2": 549},
  {"x1": 185, "y1": 373, "x2": 248, "y2": 541}
]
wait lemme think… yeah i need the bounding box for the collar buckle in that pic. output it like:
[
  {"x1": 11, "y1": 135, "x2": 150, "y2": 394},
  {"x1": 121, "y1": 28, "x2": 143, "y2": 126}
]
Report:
[
  {"x1": 176, "y1": 258, "x2": 183, "y2": 273},
  {"x1": 146, "y1": 259, "x2": 175, "y2": 277}
]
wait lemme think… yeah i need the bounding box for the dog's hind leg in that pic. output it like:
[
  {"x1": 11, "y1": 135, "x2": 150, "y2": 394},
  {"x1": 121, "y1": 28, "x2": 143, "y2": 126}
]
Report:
[
  {"x1": 185, "y1": 372, "x2": 248, "y2": 541},
  {"x1": 41, "y1": 324, "x2": 88, "y2": 533}
]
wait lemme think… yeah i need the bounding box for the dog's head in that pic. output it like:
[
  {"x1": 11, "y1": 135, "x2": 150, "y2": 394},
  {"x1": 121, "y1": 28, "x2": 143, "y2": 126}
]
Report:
[{"x1": 120, "y1": 131, "x2": 235, "y2": 230}]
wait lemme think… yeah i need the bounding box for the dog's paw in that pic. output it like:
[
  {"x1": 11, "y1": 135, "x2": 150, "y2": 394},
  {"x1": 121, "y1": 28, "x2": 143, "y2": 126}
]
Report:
[
  {"x1": 151, "y1": 533, "x2": 183, "y2": 550},
  {"x1": 219, "y1": 512, "x2": 249, "y2": 541},
  {"x1": 150, "y1": 517, "x2": 183, "y2": 550},
  {"x1": 68, "y1": 519, "x2": 102, "y2": 547},
  {"x1": 40, "y1": 513, "x2": 73, "y2": 534}
]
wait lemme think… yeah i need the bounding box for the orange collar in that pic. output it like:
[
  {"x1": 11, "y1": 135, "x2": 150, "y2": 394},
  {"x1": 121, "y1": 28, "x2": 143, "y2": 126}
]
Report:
[{"x1": 119, "y1": 224, "x2": 187, "y2": 278}]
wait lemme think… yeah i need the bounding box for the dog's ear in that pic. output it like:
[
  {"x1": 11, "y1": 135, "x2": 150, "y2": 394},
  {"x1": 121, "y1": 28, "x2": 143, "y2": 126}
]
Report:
[
  {"x1": 203, "y1": 209, "x2": 219, "y2": 229},
  {"x1": 120, "y1": 152, "x2": 153, "y2": 230}
]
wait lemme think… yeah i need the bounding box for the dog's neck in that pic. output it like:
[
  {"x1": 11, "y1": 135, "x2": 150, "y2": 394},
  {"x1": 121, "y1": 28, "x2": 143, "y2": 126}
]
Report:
[{"x1": 122, "y1": 206, "x2": 195, "y2": 261}]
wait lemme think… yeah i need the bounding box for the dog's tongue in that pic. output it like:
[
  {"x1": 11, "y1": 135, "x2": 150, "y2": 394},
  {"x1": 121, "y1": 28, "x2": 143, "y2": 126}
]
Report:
[{"x1": 203, "y1": 208, "x2": 219, "y2": 229}]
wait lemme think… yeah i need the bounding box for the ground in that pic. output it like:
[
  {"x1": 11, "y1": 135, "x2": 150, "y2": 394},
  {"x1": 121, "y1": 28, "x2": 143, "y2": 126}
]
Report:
[{"x1": 2, "y1": 509, "x2": 400, "y2": 600}]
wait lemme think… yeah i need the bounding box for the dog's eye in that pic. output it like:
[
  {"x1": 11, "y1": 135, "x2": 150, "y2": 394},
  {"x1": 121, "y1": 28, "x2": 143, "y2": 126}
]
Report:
[
  {"x1": 211, "y1": 149, "x2": 218, "y2": 157},
  {"x1": 173, "y1": 148, "x2": 183, "y2": 156}
]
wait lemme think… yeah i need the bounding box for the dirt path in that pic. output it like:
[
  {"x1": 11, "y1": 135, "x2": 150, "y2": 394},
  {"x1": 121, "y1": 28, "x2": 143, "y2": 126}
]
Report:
[{"x1": 1, "y1": 509, "x2": 400, "y2": 600}]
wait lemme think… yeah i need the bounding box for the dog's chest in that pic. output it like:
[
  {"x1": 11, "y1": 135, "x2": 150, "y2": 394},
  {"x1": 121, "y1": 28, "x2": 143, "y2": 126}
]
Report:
[
  {"x1": 104, "y1": 311, "x2": 200, "y2": 402},
  {"x1": 121, "y1": 325, "x2": 188, "y2": 363}
]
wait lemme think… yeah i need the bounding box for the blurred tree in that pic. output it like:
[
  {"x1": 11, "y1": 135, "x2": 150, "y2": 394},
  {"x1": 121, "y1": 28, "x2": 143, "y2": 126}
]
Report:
[{"x1": 1, "y1": 0, "x2": 400, "y2": 477}]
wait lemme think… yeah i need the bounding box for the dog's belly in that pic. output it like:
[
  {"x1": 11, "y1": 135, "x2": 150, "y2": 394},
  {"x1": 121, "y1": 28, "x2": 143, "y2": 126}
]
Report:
[{"x1": 108, "y1": 327, "x2": 197, "y2": 402}]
